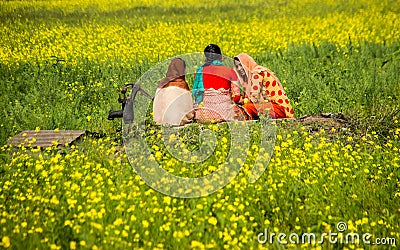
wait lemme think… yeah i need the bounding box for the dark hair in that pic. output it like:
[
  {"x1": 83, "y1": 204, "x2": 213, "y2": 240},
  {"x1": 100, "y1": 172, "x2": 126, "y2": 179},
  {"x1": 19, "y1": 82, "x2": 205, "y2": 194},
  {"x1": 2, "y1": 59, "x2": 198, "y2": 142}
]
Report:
[{"x1": 204, "y1": 44, "x2": 222, "y2": 65}]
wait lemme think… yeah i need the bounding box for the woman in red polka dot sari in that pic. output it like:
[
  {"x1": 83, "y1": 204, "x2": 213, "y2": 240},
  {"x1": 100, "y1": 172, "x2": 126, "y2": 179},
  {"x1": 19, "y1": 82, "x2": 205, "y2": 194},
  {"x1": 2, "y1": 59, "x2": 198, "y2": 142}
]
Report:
[{"x1": 234, "y1": 53, "x2": 294, "y2": 119}]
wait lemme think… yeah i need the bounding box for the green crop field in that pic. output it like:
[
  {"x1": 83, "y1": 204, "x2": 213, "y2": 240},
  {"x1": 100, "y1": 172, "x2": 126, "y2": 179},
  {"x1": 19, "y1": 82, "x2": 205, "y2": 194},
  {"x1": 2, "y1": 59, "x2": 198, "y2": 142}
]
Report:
[{"x1": 0, "y1": 0, "x2": 399, "y2": 249}]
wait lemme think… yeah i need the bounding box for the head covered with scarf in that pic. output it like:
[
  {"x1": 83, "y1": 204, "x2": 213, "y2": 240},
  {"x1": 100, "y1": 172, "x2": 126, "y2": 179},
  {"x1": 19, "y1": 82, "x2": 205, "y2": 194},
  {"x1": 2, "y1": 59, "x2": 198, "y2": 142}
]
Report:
[
  {"x1": 234, "y1": 53, "x2": 268, "y2": 85},
  {"x1": 158, "y1": 57, "x2": 187, "y2": 89},
  {"x1": 234, "y1": 53, "x2": 294, "y2": 118},
  {"x1": 153, "y1": 57, "x2": 194, "y2": 126}
]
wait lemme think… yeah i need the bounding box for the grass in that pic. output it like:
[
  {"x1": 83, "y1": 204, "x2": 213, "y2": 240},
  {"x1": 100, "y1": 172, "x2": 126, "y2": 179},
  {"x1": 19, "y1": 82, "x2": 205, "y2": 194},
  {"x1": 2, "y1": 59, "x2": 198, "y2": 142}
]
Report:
[
  {"x1": 1, "y1": 42, "x2": 399, "y2": 146},
  {"x1": 1, "y1": 0, "x2": 400, "y2": 249}
]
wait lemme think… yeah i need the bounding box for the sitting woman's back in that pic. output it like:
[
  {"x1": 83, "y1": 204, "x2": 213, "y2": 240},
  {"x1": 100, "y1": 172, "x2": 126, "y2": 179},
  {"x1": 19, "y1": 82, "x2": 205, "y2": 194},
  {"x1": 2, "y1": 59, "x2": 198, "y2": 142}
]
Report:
[
  {"x1": 153, "y1": 58, "x2": 194, "y2": 126},
  {"x1": 193, "y1": 44, "x2": 242, "y2": 123}
]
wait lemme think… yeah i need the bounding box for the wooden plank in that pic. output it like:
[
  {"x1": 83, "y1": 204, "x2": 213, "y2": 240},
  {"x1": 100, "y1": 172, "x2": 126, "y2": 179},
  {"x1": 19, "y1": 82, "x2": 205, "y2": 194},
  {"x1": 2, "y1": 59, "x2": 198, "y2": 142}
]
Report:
[{"x1": 7, "y1": 130, "x2": 87, "y2": 148}]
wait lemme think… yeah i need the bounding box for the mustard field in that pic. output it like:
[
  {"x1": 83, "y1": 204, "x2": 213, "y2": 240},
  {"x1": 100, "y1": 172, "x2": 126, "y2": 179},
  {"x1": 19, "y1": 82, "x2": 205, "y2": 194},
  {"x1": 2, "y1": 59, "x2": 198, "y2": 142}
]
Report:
[{"x1": 1, "y1": 0, "x2": 399, "y2": 249}]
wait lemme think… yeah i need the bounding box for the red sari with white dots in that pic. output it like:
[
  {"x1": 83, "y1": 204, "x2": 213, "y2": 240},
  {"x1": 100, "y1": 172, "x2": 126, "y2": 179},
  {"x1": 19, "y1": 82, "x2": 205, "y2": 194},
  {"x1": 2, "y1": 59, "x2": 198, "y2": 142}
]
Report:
[
  {"x1": 246, "y1": 68, "x2": 294, "y2": 118},
  {"x1": 234, "y1": 53, "x2": 294, "y2": 119}
]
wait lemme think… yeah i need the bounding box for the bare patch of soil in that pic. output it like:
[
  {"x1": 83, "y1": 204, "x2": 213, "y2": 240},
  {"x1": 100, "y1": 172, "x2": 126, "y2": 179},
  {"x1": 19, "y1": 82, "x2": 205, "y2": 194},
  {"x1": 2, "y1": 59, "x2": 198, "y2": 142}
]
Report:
[{"x1": 277, "y1": 113, "x2": 350, "y2": 134}]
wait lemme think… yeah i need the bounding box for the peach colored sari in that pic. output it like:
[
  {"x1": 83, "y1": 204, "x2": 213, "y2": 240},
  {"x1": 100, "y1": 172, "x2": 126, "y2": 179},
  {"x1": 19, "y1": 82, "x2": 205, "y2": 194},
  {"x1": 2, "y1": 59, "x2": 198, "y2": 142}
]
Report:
[{"x1": 153, "y1": 58, "x2": 194, "y2": 126}]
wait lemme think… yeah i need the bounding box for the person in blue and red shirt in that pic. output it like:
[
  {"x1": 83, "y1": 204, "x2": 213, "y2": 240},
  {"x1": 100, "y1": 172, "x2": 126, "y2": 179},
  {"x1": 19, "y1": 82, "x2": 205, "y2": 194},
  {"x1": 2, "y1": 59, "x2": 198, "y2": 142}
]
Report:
[{"x1": 193, "y1": 44, "x2": 248, "y2": 123}]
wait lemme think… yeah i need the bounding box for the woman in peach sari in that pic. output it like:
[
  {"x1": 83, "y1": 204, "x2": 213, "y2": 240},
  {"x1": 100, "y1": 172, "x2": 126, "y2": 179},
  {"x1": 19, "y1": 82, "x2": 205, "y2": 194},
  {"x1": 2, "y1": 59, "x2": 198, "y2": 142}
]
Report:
[
  {"x1": 234, "y1": 53, "x2": 294, "y2": 119},
  {"x1": 153, "y1": 58, "x2": 195, "y2": 126}
]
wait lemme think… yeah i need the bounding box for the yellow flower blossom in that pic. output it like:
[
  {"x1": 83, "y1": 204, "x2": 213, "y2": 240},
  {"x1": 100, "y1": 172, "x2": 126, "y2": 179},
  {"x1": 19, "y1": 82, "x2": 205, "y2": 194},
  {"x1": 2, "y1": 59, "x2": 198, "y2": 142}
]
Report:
[{"x1": 1, "y1": 236, "x2": 10, "y2": 248}]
